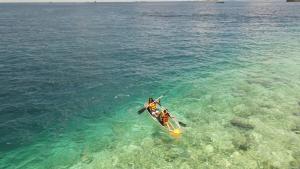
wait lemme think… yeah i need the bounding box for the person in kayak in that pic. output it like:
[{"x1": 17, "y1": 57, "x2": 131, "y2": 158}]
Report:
[
  {"x1": 147, "y1": 97, "x2": 160, "y2": 117},
  {"x1": 159, "y1": 109, "x2": 174, "y2": 131}
]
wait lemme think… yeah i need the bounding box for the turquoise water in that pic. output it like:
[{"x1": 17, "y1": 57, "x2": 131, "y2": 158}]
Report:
[{"x1": 0, "y1": 1, "x2": 300, "y2": 168}]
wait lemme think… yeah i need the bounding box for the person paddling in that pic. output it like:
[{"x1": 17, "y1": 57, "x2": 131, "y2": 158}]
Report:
[
  {"x1": 137, "y1": 96, "x2": 187, "y2": 128},
  {"x1": 159, "y1": 109, "x2": 175, "y2": 131},
  {"x1": 147, "y1": 97, "x2": 160, "y2": 117}
]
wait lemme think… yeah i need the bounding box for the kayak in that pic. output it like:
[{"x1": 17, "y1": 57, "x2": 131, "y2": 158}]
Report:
[{"x1": 145, "y1": 101, "x2": 182, "y2": 138}]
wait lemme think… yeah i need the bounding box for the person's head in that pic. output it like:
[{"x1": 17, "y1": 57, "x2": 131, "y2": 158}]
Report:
[{"x1": 148, "y1": 97, "x2": 154, "y2": 103}]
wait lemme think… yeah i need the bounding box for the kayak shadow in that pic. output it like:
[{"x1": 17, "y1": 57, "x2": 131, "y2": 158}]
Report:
[
  {"x1": 151, "y1": 129, "x2": 164, "y2": 138},
  {"x1": 151, "y1": 129, "x2": 174, "y2": 144}
]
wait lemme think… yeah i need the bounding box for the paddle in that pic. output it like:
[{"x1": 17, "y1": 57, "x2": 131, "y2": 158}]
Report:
[
  {"x1": 171, "y1": 116, "x2": 187, "y2": 127},
  {"x1": 178, "y1": 121, "x2": 187, "y2": 127},
  {"x1": 137, "y1": 95, "x2": 163, "y2": 114},
  {"x1": 138, "y1": 107, "x2": 147, "y2": 114}
]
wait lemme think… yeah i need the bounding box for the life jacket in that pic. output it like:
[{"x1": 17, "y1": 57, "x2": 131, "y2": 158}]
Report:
[
  {"x1": 148, "y1": 102, "x2": 156, "y2": 111},
  {"x1": 162, "y1": 112, "x2": 170, "y2": 125}
]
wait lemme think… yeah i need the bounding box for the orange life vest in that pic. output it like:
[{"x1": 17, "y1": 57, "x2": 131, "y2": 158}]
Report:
[
  {"x1": 148, "y1": 102, "x2": 156, "y2": 111},
  {"x1": 162, "y1": 112, "x2": 170, "y2": 125}
]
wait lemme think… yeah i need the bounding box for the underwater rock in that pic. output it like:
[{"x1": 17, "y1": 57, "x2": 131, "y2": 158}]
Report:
[
  {"x1": 230, "y1": 117, "x2": 254, "y2": 130},
  {"x1": 232, "y1": 134, "x2": 251, "y2": 151},
  {"x1": 261, "y1": 160, "x2": 281, "y2": 169},
  {"x1": 204, "y1": 145, "x2": 214, "y2": 154},
  {"x1": 165, "y1": 147, "x2": 191, "y2": 162},
  {"x1": 180, "y1": 162, "x2": 191, "y2": 169},
  {"x1": 80, "y1": 150, "x2": 94, "y2": 164},
  {"x1": 292, "y1": 130, "x2": 300, "y2": 134},
  {"x1": 208, "y1": 105, "x2": 217, "y2": 112},
  {"x1": 291, "y1": 150, "x2": 300, "y2": 168},
  {"x1": 201, "y1": 135, "x2": 213, "y2": 144},
  {"x1": 250, "y1": 132, "x2": 262, "y2": 143},
  {"x1": 171, "y1": 147, "x2": 190, "y2": 159},
  {"x1": 141, "y1": 137, "x2": 154, "y2": 148},
  {"x1": 291, "y1": 124, "x2": 300, "y2": 134},
  {"x1": 218, "y1": 158, "x2": 231, "y2": 168},
  {"x1": 231, "y1": 151, "x2": 241, "y2": 159},
  {"x1": 293, "y1": 112, "x2": 300, "y2": 116},
  {"x1": 81, "y1": 155, "x2": 93, "y2": 164},
  {"x1": 111, "y1": 156, "x2": 119, "y2": 167},
  {"x1": 123, "y1": 144, "x2": 141, "y2": 154},
  {"x1": 165, "y1": 150, "x2": 179, "y2": 162},
  {"x1": 233, "y1": 104, "x2": 252, "y2": 117},
  {"x1": 171, "y1": 148, "x2": 184, "y2": 155}
]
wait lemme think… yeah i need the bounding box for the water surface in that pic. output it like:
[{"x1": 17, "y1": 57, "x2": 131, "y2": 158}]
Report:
[{"x1": 0, "y1": 1, "x2": 300, "y2": 168}]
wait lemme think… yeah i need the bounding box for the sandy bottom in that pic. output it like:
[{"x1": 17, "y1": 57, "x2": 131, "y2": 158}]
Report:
[{"x1": 69, "y1": 49, "x2": 300, "y2": 169}]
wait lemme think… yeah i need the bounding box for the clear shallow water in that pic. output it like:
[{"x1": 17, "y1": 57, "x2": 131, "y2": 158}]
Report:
[{"x1": 0, "y1": 1, "x2": 300, "y2": 169}]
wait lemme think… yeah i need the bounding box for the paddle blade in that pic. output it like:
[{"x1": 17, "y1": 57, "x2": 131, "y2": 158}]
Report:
[
  {"x1": 138, "y1": 107, "x2": 146, "y2": 114},
  {"x1": 179, "y1": 121, "x2": 187, "y2": 127},
  {"x1": 157, "y1": 99, "x2": 161, "y2": 106}
]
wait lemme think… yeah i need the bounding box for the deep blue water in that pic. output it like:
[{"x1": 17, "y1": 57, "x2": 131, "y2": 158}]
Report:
[{"x1": 0, "y1": 1, "x2": 300, "y2": 168}]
